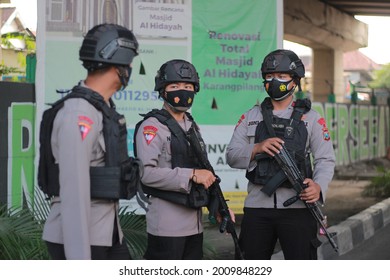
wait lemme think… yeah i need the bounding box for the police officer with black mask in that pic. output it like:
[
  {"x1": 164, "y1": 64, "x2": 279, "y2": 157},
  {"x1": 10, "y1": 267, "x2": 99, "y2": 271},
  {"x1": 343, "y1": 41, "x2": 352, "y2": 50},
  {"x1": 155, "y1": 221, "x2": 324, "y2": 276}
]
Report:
[
  {"x1": 134, "y1": 59, "x2": 217, "y2": 260},
  {"x1": 226, "y1": 49, "x2": 335, "y2": 260},
  {"x1": 40, "y1": 23, "x2": 140, "y2": 260}
]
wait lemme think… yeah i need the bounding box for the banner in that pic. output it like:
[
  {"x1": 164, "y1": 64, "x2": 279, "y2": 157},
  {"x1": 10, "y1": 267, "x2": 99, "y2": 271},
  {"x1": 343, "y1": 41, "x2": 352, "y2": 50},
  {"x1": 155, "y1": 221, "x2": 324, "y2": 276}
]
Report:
[
  {"x1": 192, "y1": 1, "x2": 278, "y2": 125},
  {"x1": 39, "y1": 0, "x2": 279, "y2": 124},
  {"x1": 35, "y1": 0, "x2": 280, "y2": 212}
]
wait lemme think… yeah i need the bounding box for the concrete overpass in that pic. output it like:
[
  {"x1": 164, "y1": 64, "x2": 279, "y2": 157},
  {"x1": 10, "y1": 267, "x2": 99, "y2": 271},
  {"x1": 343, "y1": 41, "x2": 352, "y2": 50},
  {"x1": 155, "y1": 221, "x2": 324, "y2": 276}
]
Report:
[{"x1": 284, "y1": 0, "x2": 390, "y2": 102}]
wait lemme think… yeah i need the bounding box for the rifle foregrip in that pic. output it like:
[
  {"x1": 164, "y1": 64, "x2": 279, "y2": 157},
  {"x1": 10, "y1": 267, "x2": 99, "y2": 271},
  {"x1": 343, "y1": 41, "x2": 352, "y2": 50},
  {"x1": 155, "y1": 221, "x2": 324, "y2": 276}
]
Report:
[{"x1": 207, "y1": 191, "x2": 219, "y2": 225}]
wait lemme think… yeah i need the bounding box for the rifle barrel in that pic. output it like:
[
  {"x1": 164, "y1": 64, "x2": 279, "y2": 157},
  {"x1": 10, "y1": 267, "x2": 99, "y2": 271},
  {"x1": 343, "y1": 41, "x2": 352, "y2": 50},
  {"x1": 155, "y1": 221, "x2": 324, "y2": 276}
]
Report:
[{"x1": 273, "y1": 145, "x2": 339, "y2": 253}]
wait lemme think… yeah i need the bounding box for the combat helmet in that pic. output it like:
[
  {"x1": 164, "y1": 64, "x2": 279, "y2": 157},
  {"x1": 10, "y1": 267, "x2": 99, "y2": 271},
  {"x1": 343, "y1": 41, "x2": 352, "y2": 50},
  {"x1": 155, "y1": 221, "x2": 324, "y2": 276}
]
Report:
[
  {"x1": 261, "y1": 49, "x2": 305, "y2": 79},
  {"x1": 79, "y1": 23, "x2": 138, "y2": 71},
  {"x1": 154, "y1": 59, "x2": 200, "y2": 94}
]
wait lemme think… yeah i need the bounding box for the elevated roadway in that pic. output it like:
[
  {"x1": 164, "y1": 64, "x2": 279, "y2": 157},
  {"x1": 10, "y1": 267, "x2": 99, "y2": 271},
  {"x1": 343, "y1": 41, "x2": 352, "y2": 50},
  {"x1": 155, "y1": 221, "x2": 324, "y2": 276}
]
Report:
[{"x1": 284, "y1": 0, "x2": 390, "y2": 102}]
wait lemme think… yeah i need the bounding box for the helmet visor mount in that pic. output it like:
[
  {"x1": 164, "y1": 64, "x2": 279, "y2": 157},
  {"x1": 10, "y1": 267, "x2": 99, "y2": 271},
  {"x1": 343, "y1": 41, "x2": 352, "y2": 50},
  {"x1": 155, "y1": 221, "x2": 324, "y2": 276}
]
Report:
[
  {"x1": 99, "y1": 38, "x2": 138, "y2": 63},
  {"x1": 177, "y1": 65, "x2": 194, "y2": 80},
  {"x1": 264, "y1": 54, "x2": 280, "y2": 71}
]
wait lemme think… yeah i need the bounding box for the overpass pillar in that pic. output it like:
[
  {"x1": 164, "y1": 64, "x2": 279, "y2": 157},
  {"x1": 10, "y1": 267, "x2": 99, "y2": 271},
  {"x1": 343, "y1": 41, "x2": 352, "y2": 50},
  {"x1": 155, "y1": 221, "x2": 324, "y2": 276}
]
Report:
[{"x1": 312, "y1": 49, "x2": 344, "y2": 103}]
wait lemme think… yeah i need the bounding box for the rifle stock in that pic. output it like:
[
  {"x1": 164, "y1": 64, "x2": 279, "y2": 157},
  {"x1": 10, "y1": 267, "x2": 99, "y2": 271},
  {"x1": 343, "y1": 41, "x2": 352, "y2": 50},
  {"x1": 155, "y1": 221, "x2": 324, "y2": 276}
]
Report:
[
  {"x1": 271, "y1": 145, "x2": 339, "y2": 253},
  {"x1": 209, "y1": 177, "x2": 244, "y2": 260}
]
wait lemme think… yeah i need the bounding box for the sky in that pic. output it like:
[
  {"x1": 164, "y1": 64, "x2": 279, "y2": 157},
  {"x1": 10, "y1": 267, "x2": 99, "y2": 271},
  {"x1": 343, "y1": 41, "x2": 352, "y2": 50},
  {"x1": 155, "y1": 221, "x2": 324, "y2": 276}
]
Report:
[
  {"x1": 355, "y1": 15, "x2": 390, "y2": 65},
  {"x1": 10, "y1": 0, "x2": 37, "y2": 31},
  {"x1": 8, "y1": 0, "x2": 390, "y2": 65}
]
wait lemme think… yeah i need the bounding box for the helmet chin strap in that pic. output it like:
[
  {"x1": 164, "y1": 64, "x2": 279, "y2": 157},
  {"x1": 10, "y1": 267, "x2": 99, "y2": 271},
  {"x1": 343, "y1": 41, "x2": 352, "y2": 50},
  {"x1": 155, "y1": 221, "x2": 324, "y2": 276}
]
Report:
[
  {"x1": 297, "y1": 79, "x2": 303, "y2": 92},
  {"x1": 117, "y1": 66, "x2": 131, "y2": 90},
  {"x1": 165, "y1": 101, "x2": 184, "y2": 112}
]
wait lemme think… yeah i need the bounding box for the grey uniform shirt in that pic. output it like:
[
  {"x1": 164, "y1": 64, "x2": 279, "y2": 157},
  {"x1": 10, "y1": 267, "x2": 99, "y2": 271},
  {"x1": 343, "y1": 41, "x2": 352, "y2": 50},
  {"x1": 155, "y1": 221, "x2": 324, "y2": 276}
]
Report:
[
  {"x1": 42, "y1": 90, "x2": 123, "y2": 259},
  {"x1": 135, "y1": 110, "x2": 203, "y2": 237},
  {"x1": 226, "y1": 100, "x2": 336, "y2": 209}
]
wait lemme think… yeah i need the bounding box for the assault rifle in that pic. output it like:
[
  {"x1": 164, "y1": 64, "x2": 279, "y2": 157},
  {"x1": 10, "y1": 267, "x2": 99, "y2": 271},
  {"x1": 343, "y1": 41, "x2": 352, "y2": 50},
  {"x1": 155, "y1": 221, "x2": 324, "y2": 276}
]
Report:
[
  {"x1": 270, "y1": 145, "x2": 339, "y2": 252},
  {"x1": 187, "y1": 126, "x2": 244, "y2": 260}
]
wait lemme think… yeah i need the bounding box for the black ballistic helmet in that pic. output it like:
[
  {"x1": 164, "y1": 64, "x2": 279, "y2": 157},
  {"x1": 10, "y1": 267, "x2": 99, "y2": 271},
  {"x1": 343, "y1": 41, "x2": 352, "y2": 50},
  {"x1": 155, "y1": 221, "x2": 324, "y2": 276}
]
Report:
[
  {"x1": 79, "y1": 23, "x2": 138, "y2": 71},
  {"x1": 154, "y1": 59, "x2": 200, "y2": 94},
  {"x1": 261, "y1": 49, "x2": 305, "y2": 79}
]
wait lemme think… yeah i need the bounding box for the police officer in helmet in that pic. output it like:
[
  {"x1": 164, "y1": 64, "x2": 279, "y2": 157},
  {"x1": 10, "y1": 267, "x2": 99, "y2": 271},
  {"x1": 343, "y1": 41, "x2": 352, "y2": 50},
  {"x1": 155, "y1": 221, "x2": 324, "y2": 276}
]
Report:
[
  {"x1": 41, "y1": 23, "x2": 139, "y2": 259},
  {"x1": 261, "y1": 49, "x2": 305, "y2": 102},
  {"x1": 226, "y1": 49, "x2": 335, "y2": 259},
  {"x1": 134, "y1": 59, "x2": 217, "y2": 259}
]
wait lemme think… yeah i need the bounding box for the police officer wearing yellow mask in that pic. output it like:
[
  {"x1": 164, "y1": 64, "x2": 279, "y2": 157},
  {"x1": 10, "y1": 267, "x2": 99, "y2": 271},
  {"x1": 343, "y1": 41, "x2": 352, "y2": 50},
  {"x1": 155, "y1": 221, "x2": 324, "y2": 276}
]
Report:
[{"x1": 226, "y1": 49, "x2": 335, "y2": 260}]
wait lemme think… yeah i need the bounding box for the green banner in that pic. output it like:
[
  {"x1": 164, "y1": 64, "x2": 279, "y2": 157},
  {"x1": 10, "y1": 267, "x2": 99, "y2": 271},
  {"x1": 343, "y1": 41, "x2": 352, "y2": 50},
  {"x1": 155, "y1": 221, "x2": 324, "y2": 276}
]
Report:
[{"x1": 192, "y1": 0, "x2": 278, "y2": 124}]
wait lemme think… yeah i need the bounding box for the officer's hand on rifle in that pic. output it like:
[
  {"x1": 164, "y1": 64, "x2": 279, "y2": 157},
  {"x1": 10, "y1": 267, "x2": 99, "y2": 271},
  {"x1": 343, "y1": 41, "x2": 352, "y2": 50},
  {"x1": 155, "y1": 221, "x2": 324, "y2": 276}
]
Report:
[
  {"x1": 216, "y1": 208, "x2": 236, "y2": 225},
  {"x1": 191, "y1": 169, "x2": 216, "y2": 189},
  {"x1": 300, "y1": 178, "x2": 321, "y2": 203},
  {"x1": 251, "y1": 137, "x2": 284, "y2": 160}
]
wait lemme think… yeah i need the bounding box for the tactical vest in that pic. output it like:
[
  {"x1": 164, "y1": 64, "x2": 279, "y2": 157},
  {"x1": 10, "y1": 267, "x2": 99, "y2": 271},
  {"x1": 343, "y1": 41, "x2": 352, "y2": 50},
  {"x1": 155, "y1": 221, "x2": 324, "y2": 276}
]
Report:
[
  {"x1": 246, "y1": 98, "x2": 313, "y2": 192},
  {"x1": 134, "y1": 109, "x2": 209, "y2": 208},
  {"x1": 38, "y1": 86, "x2": 147, "y2": 206}
]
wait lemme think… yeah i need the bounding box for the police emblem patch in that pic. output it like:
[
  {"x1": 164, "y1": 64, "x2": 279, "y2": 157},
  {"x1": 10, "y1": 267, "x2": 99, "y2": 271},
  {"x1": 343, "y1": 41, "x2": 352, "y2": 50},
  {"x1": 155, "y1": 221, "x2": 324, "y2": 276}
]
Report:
[
  {"x1": 317, "y1": 118, "x2": 331, "y2": 141},
  {"x1": 285, "y1": 126, "x2": 294, "y2": 136},
  {"x1": 143, "y1": 125, "x2": 158, "y2": 144},
  {"x1": 322, "y1": 128, "x2": 330, "y2": 141},
  {"x1": 78, "y1": 115, "x2": 94, "y2": 141}
]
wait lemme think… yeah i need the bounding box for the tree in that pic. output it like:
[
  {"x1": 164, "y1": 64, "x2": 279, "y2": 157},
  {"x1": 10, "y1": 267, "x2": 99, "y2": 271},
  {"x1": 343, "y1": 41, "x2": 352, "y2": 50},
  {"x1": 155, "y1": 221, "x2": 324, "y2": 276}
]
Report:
[
  {"x1": 0, "y1": 64, "x2": 23, "y2": 76},
  {"x1": 369, "y1": 63, "x2": 390, "y2": 93},
  {"x1": 1, "y1": 31, "x2": 36, "y2": 78}
]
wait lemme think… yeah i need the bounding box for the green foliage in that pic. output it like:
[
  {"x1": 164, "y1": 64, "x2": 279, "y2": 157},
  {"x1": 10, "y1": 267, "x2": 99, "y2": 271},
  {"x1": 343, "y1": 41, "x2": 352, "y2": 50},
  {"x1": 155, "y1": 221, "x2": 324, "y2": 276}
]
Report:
[
  {"x1": 1, "y1": 32, "x2": 36, "y2": 54},
  {"x1": 119, "y1": 207, "x2": 147, "y2": 259},
  {"x1": 0, "y1": 64, "x2": 23, "y2": 75},
  {"x1": 1, "y1": 31, "x2": 36, "y2": 76},
  {"x1": 0, "y1": 206, "x2": 49, "y2": 259},
  {"x1": 0, "y1": 190, "x2": 50, "y2": 260},
  {"x1": 0, "y1": 189, "x2": 148, "y2": 260},
  {"x1": 369, "y1": 63, "x2": 390, "y2": 91},
  {"x1": 362, "y1": 166, "x2": 390, "y2": 198}
]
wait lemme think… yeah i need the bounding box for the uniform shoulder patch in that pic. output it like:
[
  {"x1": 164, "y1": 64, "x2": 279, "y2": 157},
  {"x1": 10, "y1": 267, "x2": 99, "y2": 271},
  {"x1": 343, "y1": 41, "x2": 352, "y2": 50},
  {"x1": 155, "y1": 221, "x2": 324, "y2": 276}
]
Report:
[
  {"x1": 317, "y1": 117, "x2": 330, "y2": 141},
  {"x1": 143, "y1": 125, "x2": 158, "y2": 145},
  {"x1": 78, "y1": 115, "x2": 94, "y2": 141}
]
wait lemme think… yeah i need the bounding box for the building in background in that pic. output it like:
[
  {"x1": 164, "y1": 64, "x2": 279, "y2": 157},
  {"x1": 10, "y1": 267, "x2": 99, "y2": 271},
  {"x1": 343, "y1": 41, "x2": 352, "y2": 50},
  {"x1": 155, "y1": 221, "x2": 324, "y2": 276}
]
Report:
[
  {"x1": 0, "y1": 3, "x2": 32, "y2": 81},
  {"x1": 297, "y1": 50, "x2": 385, "y2": 104}
]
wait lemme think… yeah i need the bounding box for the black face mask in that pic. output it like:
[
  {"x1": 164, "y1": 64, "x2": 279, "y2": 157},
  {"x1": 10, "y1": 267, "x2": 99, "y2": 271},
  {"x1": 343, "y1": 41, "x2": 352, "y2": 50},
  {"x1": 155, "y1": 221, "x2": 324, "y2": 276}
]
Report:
[
  {"x1": 264, "y1": 79, "x2": 296, "y2": 101},
  {"x1": 164, "y1": 89, "x2": 195, "y2": 112}
]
